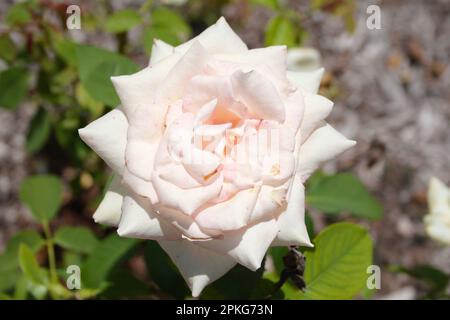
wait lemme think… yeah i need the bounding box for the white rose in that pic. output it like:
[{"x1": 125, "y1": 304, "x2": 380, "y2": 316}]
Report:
[
  {"x1": 424, "y1": 177, "x2": 450, "y2": 246},
  {"x1": 79, "y1": 17, "x2": 355, "y2": 297}
]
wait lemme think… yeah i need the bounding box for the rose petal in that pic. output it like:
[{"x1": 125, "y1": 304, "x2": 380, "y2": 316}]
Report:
[
  {"x1": 249, "y1": 184, "x2": 287, "y2": 223},
  {"x1": 78, "y1": 108, "x2": 127, "y2": 174},
  {"x1": 149, "y1": 39, "x2": 174, "y2": 66},
  {"x1": 231, "y1": 70, "x2": 285, "y2": 122},
  {"x1": 158, "y1": 239, "x2": 236, "y2": 297},
  {"x1": 195, "y1": 186, "x2": 260, "y2": 231},
  {"x1": 183, "y1": 75, "x2": 234, "y2": 113},
  {"x1": 197, "y1": 218, "x2": 278, "y2": 271},
  {"x1": 287, "y1": 68, "x2": 324, "y2": 94},
  {"x1": 118, "y1": 194, "x2": 180, "y2": 240},
  {"x1": 156, "y1": 205, "x2": 220, "y2": 240},
  {"x1": 122, "y1": 168, "x2": 159, "y2": 204},
  {"x1": 160, "y1": 41, "x2": 211, "y2": 104},
  {"x1": 272, "y1": 175, "x2": 312, "y2": 246},
  {"x1": 299, "y1": 93, "x2": 333, "y2": 144},
  {"x1": 296, "y1": 123, "x2": 356, "y2": 182},
  {"x1": 284, "y1": 89, "x2": 306, "y2": 136},
  {"x1": 176, "y1": 17, "x2": 247, "y2": 55},
  {"x1": 93, "y1": 175, "x2": 125, "y2": 226},
  {"x1": 152, "y1": 172, "x2": 224, "y2": 215},
  {"x1": 427, "y1": 177, "x2": 450, "y2": 215},
  {"x1": 111, "y1": 54, "x2": 181, "y2": 180},
  {"x1": 215, "y1": 45, "x2": 288, "y2": 91}
]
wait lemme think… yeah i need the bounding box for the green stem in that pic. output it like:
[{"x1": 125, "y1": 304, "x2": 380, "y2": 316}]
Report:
[{"x1": 43, "y1": 221, "x2": 58, "y2": 285}]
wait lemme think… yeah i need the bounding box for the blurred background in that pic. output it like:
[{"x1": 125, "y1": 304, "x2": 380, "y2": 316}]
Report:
[{"x1": 0, "y1": 0, "x2": 449, "y2": 299}]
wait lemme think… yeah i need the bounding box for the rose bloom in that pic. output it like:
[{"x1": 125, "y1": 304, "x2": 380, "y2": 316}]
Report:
[
  {"x1": 424, "y1": 177, "x2": 450, "y2": 246},
  {"x1": 79, "y1": 17, "x2": 355, "y2": 296}
]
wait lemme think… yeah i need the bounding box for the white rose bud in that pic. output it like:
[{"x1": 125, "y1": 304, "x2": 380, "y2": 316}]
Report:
[
  {"x1": 78, "y1": 17, "x2": 355, "y2": 297},
  {"x1": 424, "y1": 177, "x2": 450, "y2": 246}
]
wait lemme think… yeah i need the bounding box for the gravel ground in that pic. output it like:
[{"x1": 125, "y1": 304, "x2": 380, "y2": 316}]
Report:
[{"x1": 0, "y1": 0, "x2": 449, "y2": 298}]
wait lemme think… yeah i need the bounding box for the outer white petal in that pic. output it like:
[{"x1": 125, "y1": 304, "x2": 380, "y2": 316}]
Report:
[
  {"x1": 231, "y1": 70, "x2": 285, "y2": 122},
  {"x1": 158, "y1": 239, "x2": 236, "y2": 297},
  {"x1": 113, "y1": 47, "x2": 203, "y2": 181},
  {"x1": 197, "y1": 218, "x2": 278, "y2": 271},
  {"x1": 117, "y1": 194, "x2": 180, "y2": 240},
  {"x1": 273, "y1": 175, "x2": 312, "y2": 247},
  {"x1": 111, "y1": 53, "x2": 181, "y2": 180},
  {"x1": 195, "y1": 187, "x2": 260, "y2": 231},
  {"x1": 287, "y1": 68, "x2": 324, "y2": 94},
  {"x1": 176, "y1": 17, "x2": 247, "y2": 55},
  {"x1": 149, "y1": 39, "x2": 174, "y2": 66},
  {"x1": 93, "y1": 175, "x2": 126, "y2": 226},
  {"x1": 78, "y1": 108, "x2": 127, "y2": 174},
  {"x1": 297, "y1": 123, "x2": 356, "y2": 182},
  {"x1": 299, "y1": 93, "x2": 334, "y2": 144},
  {"x1": 111, "y1": 52, "x2": 180, "y2": 122}
]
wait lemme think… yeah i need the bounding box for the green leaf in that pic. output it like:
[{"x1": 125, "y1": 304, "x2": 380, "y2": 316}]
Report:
[
  {"x1": 75, "y1": 83, "x2": 104, "y2": 118},
  {"x1": 251, "y1": 276, "x2": 284, "y2": 299},
  {"x1": 13, "y1": 275, "x2": 29, "y2": 300},
  {"x1": 54, "y1": 226, "x2": 99, "y2": 254},
  {"x1": 5, "y1": 230, "x2": 45, "y2": 257},
  {"x1": 300, "y1": 222, "x2": 373, "y2": 300},
  {"x1": 100, "y1": 268, "x2": 149, "y2": 299},
  {"x1": 143, "y1": 7, "x2": 191, "y2": 52},
  {"x1": 151, "y1": 7, "x2": 191, "y2": 39},
  {"x1": 306, "y1": 173, "x2": 383, "y2": 219},
  {"x1": 392, "y1": 264, "x2": 449, "y2": 296},
  {"x1": 0, "y1": 230, "x2": 45, "y2": 274},
  {"x1": 305, "y1": 212, "x2": 315, "y2": 238},
  {"x1": 0, "y1": 293, "x2": 12, "y2": 300},
  {"x1": 6, "y1": 3, "x2": 31, "y2": 26},
  {"x1": 62, "y1": 252, "x2": 83, "y2": 270},
  {"x1": 0, "y1": 67, "x2": 28, "y2": 110},
  {"x1": 269, "y1": 246, "x2": 289, "y2": 275},
  {"x1": 144, "y1": 241, "x2": 189, "y2": 299},
  {"x1": 251, "y1": 0, "x2": 279, "y2": 10},
  {"x1": 265, "y1": 15, "x2": 296, "y2": 47},
  {"x1": 53, "y1": 38, "x2": 78, "y2": 67},
  {"x1": 82, "y1": 234, "x2": 139, "y2": 288},
  {"x1": 0, "y1": 34, "x2": 16, "y2": 62},
  {"x1": 105, "y1": 9, "x2": 142, "y2": 33},
  {"x1": 0, "y1": 269, "x2": 19, "y2": 291},
  {"x1": 18, "y1": 244, "x2": 48, "y2": 286},
  {"x1": 143, "y1": 25, "x2": 180, "y2": 53},
  {"x1": 19, "y1": 175, "x2": 63, "y2": 222},
  {"x1": 201, "y1": 264, "x2": 265, "y2": 299},
  {"x1": 26, "y1": 108, "x2": 52, "y2": 153},
  {"x1": 76, "y1": 45, "x2": 139, "y2": 106}
]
